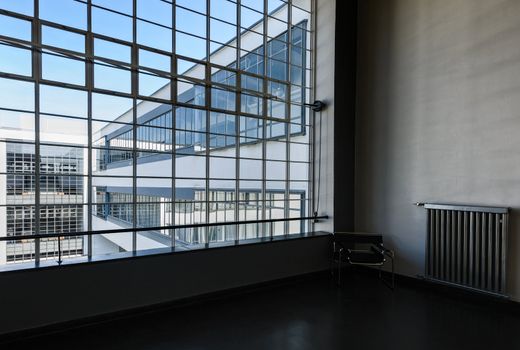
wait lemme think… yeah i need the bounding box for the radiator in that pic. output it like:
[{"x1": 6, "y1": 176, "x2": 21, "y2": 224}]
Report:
[{"x1": 420, "y1": 203, "x2": 509, "y2": 297}]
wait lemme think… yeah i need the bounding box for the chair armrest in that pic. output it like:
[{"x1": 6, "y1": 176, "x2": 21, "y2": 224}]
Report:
[
  {"x1": 332, "y1": 242, "x2": 345, "y2": 256},
  {"x1": 333, "y1": 240, "x2": 347, "y2": 252},
  {"x1": 371, "y1": 244, "x2": 394, "y2": 258}
]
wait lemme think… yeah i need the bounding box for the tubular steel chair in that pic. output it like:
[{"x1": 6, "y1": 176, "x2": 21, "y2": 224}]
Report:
[{"x1": 331, "y1": 232, "x2": 395, "y2": 289}]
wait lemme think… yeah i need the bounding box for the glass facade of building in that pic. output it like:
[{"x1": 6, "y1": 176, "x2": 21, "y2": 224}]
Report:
[
  {"x1": 5, "y1": 143, "x2": 84, "y2": 263},
  {"x1": 0, "y1": 0, "x2": 314, "y2": 266}
]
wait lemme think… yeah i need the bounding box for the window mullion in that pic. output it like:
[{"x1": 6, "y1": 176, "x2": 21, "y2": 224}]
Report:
[
  {"x1": 131, "y1": 0, "x2": 138, "y2": 253},
  {"x1": 310, "y1": 0, "x2": 317, "y2": 229},
  {"x1": 235, "y1": 0, "x2": 241, "y2": 243},
  {"x1": 86, "y1": 0, "x2": 93, "y2": 258},
  {"x1": 33, "y1": 0, "x2": 41, "y2": 264},
  {"x1": 262, "y1": 0, "x2": 269, "y2": 239},
  {"x1": 284, "y1": 0, "x2": 292, "y2": 236},
  {"x1": 205, "y1": 0, "x2": 211, "y2": 247},
  {"x1": 171, "y1": 1, "x2": 177, "y2": 249}
]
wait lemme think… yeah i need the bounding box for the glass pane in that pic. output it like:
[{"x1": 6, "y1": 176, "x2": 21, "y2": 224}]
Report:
[
  {"x1": 42, "y1": 26, "x2": 85, "y2": 53},
  {"x1": 39, "y1": 0, "x2": 87, "y2": 30},
  {"x1": 94, "y1": 63, "x2": 131, "y2": 93},
  {"x1": 0, "y1": 0, "x2": 33, "y2": 15},
  {"x1": 289, "y1": 142, "x2": 308, "y2": 162},
  {"x1": 176, "y1": 0, "x2": 206, "y2": 14},
  {"x1": 176, "y1": 154, "x2": 206, "y2": 179},
  {"x1": 0, "y1": 14, "x2": 32, "y2": 41},
  {"x1": 137, "y1": 0, "x2": 172, "y2": 27},
  {"x1": 0, "y1": 44, "x2": 32, "y2": 76},
  {"x1": 139, "y1": 49, "x2": 170, "y2": 72},
  {"x1": 290, "y1": 162, "x2": 308, "y2": 181},
  {"x1": 91, "y1": 231, "x2": 133, "y2": 255},
  {"x1": 178, "y1": 58, "x2": 205, "y2": 80},
  {"x1": 92, "y1": 0, "x2": 133, "y2": 16},
  {"x1": 40, "y1": 116, "x2": 88, "y2": 146},
  {"x1": 176, "y1": 32, "x2": 206, "y2": 61},
  {"x1": 241, "y1": 6, "x2": 263, "y2": 29},
  {"x1": 136, "y1": 153, "x2": 173, "y2": 178},
  {"x1": 139, "y1": 72, "x2": 170, "y2": 98},
  {"x1": 240, "y1": 159, "x2": 262, "y2": 180},
  {"x1": 94, "y1": 38, "x2": 131, "y2": 64},
  {"x1": 92, "y1": 7, "x2": 133, "y2": 42},
  {"x1": 137, "y1": 20, "x2": 172, "y2": 52},
  {"x1": 292, "y1": 5, "x2": 310, "y2": 25},
  {"x1": 178, "y1": 81, "x2": 205, "y2": 106},
  {"x1": 39, "y1": 176, "x2": 86, "y2": 204},
  {"x1": 266, "y1": 161, "x2": 285, "y2": 180},
  {"x1": 241, "y1": 0, "x2": 263, "y2": 13},
  {"x1": 92, "y1": 93, "x2": 133, "y2": 123},
  {"x1": 268, "y1": 0, "x2": 286, "y2": 15},
  {"x1": 0, "y1": 111, "x2": 35, "y2": 142},
  {"x1": 266, "y1": 141, "x2": 287, "y2": 161},
  {"x1": 241, "y1": 93, "x2": 263, "y2": 116},
  {"x1": 176, "y1": 7, "x2": 206, "y2": 38},
  {"x1": 93, "y1": 129, "x2": 134, "y2": 174},
  {"x1": 42, "y1": 53, "x2": 85, "y2": 86},
  {"x1": 0, "y1": 78, "x2": 34, "y2": 111},
  {"x1": 209, "y1": 156, "x2": 236, "y2": 178},
  {"x1": 210, "y1": 18, "x2": 236, "y2": 45},
  {"x1": 209, "y1": 44, "x2": 236, "y2": 67},
  {"x1": 40, "y1": 145, "x2": 87, "y2": 176},
  {"x1": 210, "y1": 0, "x2": 237, "y2": 24},
  {"x1": 211, "y1": 67, "x2": 236, "y2": 87},
  {"x1": 40, "y1": 85, "x2": 87, "y2": 118},
  {"x1": 211, "y1": 88, "x2": 236, "y2": 112}
]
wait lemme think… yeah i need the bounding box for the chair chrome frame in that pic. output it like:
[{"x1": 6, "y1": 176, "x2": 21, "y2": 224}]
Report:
[{"x1": 331, "y1": 233, "x2": 395, "y2": 290}]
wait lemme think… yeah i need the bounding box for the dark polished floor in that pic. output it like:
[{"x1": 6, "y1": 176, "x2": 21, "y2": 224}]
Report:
[{"x1": 4, "y1": 270, "x2": 520, "y2": 350}]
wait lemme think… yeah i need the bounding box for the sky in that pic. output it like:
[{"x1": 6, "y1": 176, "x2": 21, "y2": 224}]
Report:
[{"x1": 0, "y1": 0, "x2": 302, "y2": 136}]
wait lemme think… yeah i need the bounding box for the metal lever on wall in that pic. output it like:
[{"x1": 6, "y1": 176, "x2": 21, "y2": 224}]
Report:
[{"x1": 304, "y1": 100, "x2": 327, "y2": 112}]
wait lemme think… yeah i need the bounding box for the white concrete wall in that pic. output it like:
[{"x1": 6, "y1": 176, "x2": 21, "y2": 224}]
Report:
[
  {"x1": 313, "y1": 0, "x2": 335, "y2": 233},
  {"x1": 91, "y1": 216, "x2": 166, "y2": 251}
]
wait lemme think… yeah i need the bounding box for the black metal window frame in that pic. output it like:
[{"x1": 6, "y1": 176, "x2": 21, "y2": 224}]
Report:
[{"x1": 0, "y1": 0, "x2": 318, "y2": 269}]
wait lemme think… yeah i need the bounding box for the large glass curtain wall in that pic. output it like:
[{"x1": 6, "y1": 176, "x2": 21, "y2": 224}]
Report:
[{"x1": 0, "y1": 0, "x2": 314, "y2": 266}]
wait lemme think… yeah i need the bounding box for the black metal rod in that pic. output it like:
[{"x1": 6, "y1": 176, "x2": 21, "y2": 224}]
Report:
[
  {"x1": 57, "y1": 237, "x2": 62, "y2": 265},
  {"x1": 418, "y1": 203, "x2": 509, "y2": 214},
  {"x1": 0, "y1": 215, "x2": 328, "y2": 242}
]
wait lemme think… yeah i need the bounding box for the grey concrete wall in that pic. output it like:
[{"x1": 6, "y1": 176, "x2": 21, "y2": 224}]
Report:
[
  {"x1": 356, "y1": 0, "x2": 520, "y2": 300},
  {"x1": 0, "y1": 236, "x2": 331, "y2": 335}
]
